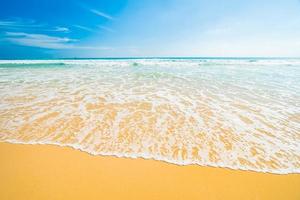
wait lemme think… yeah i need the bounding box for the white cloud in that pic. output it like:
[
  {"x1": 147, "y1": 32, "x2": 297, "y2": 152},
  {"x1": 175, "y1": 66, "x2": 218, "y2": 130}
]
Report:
[
  {"x1": 0, "y1": 19, "x2": 43, "y2": 29},
  {"x1": 5, "y1": 32, "x2": 76, "y2": 49},
  {"x1": 54, "y1": 26, "x2": 70, "y2": 33},
  {"x1": 90, "y1": 9, "x2": 115, "y2": 20},
  {"x1": 0, "y1": 19, "x2": 70, "y2": 33},
  {"x1": 73, "y1": 25, "x2": 94, "y2": 32},
  {"x1": 5, "y1": 32, "x2": 112, "y2": 50}
]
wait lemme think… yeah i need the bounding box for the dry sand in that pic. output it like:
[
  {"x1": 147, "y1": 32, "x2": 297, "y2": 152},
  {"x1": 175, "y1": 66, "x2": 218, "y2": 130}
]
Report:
[{"x1": 0, "y1": 142, "x2": 299, "y2": 200}]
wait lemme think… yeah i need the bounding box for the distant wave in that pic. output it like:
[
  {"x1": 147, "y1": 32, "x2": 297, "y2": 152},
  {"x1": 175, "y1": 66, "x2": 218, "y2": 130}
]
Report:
[{"x1": 0, "y1": 62, "x2": 66, "y2": 68}]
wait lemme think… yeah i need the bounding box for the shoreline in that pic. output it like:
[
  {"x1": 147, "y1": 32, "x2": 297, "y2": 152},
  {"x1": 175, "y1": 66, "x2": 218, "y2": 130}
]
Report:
[
  {"x1": 2, "y1": 140, "x2": 299, "y2": 175},
  {"x1": 1, "y1": 142, "x2": 300, "y2": 200}
]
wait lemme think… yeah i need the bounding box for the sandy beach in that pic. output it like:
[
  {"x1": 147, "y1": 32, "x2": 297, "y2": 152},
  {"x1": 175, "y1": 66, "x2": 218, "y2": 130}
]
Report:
[
  {"x1": 1, "y1": 142, "x2": 299, "y2": 200},
  {"x1": 1, "y1": 0, "x2": 300, "y2": 199}
]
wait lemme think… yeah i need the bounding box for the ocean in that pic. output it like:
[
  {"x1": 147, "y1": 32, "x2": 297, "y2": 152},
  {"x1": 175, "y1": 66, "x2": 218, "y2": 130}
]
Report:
[{"x1": 0, "y1": 58, "x2": 299, "y2": 174}]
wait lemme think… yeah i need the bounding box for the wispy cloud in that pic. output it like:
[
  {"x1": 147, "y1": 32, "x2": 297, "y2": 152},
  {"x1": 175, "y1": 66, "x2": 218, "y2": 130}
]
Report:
[
  {"x1": 98, "y1": 25, "x2": 115, "y2": 33},
  {"x1": 90, "y1": 9, "x2": 115, "y2": 20},
  {"x1": 73, "y1": 25, "x2": 94, "y2": 32},
  {"x1": 74, "y1": 24, "x2": 115, "y2": 33},
  {"x1": 53, "y1": 26, "x2": 70, "y2": 33},
  {"x1": 0, "y1": 19, "x2": 70, "y2": 33},
  {"x1": 5, "y1": 32, "x2": 76, "y2": 49},
  {"x1": 0, "y1": 19, "x2": 43, "y2": 29},
  {"x1": 5, "y1": 31, "x2": 112, "y2": 50}
]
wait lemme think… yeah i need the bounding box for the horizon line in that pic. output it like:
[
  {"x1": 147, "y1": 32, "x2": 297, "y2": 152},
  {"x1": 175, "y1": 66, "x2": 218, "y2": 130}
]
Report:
[{"x1": 1, "y1": 56, "x2": 300, "y2": 60}]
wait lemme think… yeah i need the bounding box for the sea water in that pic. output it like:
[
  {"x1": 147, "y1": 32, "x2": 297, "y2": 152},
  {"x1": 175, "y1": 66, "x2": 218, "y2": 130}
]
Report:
[{"x1": 0, "y1": 58, "x2": 299, "y2": 174}]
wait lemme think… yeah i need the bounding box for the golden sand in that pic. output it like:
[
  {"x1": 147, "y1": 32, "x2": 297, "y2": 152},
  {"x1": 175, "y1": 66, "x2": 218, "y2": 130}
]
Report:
[{"x1": 0, "y1": 142, "x2": 299, "y2": 200}]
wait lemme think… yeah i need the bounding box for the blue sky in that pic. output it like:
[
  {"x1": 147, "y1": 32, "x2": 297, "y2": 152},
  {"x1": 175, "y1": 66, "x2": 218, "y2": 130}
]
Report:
[{"x1": 0, "y1": 0, "x2": 300, "y2": 58}]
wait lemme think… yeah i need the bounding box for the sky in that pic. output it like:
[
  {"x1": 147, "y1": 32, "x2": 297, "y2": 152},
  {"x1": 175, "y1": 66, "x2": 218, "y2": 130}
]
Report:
[{"x1": 0, "y1": 0, "x2": 300, "y2": 58}]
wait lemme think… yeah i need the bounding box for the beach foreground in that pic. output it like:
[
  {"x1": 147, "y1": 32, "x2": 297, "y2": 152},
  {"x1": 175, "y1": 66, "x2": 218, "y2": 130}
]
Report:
[{"x1": 1, "y1": 142, "x2": 299, "y2": 200}]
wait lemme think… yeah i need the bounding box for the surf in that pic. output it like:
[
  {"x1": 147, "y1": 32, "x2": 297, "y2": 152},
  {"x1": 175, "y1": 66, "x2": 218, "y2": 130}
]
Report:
[{"x1": 0, "y1": 58, "x2": 299, "y2": 174}]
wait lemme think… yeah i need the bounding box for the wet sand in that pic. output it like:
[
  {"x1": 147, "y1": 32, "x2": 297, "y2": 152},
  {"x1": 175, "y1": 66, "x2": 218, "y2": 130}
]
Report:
[{"x1": 0, "y1": 142, "x2": 299, "y2": 200}]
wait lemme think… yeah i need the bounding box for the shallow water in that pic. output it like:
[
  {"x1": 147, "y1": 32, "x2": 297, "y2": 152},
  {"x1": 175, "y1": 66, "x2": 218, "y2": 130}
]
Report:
[{"x1": 0, "y1": 58, "x2": 299, "y2": 174}]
